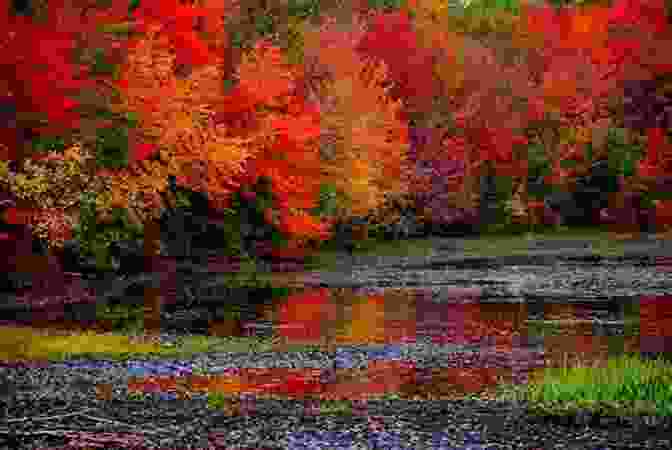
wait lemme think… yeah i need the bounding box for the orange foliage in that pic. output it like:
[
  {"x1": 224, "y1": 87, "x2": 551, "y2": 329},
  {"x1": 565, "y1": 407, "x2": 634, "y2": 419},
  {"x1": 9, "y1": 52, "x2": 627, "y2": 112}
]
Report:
[
  {"x1": 299, "y1": 22, "x2": 411, "y2": 220},
  {"x1": 109, "y1": 24, "x2": 260, "y2": 207}
]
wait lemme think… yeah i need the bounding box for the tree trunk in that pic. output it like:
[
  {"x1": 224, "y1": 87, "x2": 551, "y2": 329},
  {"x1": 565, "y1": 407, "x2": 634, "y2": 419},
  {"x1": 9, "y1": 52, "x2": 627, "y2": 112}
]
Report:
[{"x1": 143, "y1": 220, "x2": 163, "y2": 334}]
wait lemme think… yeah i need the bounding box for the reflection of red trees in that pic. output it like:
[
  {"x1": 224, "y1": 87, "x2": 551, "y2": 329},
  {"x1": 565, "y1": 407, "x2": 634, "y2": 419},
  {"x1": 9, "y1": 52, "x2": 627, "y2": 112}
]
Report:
[
  {"x1": 277, "y1": 288, "x2": 336, "y2": 344},
  {"x1": 337, "y1": 293, "x2": 417, "y2": 345},
  {"x1": 124, "y1": 362, "x2": 511, "y2": 400},
  {"x1": 639, "y1": 295, "x2": 672, "y2": 355},
  {"x1": 414, "y1": 294, "x2": 519, "y2": 349},
  {"x1": 654, "y1": 200, "x2": 672, "y2": 234}
]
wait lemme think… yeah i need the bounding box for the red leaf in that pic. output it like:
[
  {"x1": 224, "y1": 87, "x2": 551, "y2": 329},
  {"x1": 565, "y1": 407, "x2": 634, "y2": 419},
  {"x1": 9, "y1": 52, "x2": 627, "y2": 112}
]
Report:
[
  {"x1": 2, "y1": 207, "x2": 32, "y2": 225},
  {"x1": 172, "y1": 31, "x2": 213, "y2": 67},
  {"x1": 132, "y1": 0, "x2": 213, "y2": 67},
  {"x1": 646, "y1": 127, "x2": 665, "y2": 164},
  {"x1": 0, "y1": 13, "x2": 92, "y2": 139},
  {"x1": 132, "y1": 143, "x2": 157, "y2": 163}
]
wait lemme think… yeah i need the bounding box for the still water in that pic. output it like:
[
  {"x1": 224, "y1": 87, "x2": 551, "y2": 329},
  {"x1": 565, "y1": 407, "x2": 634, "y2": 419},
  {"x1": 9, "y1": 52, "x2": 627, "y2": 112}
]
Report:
[{"x1": 5, "y1": 258, "x2": 671, "y2": 400}]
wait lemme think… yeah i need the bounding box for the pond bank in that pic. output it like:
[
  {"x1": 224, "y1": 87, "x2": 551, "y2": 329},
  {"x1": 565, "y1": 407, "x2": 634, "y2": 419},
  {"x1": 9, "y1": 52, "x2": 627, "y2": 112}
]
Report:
[{"x1": 308, "y1": 231, "x2": 670, "y2": 274}]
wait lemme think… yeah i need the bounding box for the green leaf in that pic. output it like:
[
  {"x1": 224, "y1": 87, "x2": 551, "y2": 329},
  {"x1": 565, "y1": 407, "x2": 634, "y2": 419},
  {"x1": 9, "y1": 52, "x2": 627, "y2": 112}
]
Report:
[
  {"x1": 255, "y1": 15, "x2": 276, "y2": 37},
  {"x1": 527, "y1": 142, "x2": 549, "y2": 168},
  {"x1": 368, "y1": 0, "x2": 405, "y2": 11},
  {"x1": 270, "y1": 228, "x2": 289, "y2": 247},
  {"x1": 95, "y1": 125, "x2": 130, "y2": 169},
  {"x1": 30, "y1": 134, "x2": 67, "y2": 153},
  {"x1": 229, "y1": 31, "x2": 244, "y2": 49},
  {"x1": 90, "y1": 47, "x2": 116, "y2": 75},
  {"x1": 560, "y1": 159, "x2": 578, "y2": 169},
  {"x1": 124, "y1": 111, "x2": 139, "y2": 127},
  {"x1": 287, "y1": 0, "x2": 321, "y2": 18}
]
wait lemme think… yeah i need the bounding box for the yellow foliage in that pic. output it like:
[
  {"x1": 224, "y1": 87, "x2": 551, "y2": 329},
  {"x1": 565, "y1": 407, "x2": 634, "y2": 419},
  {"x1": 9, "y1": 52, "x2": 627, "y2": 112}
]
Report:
[
  {"x1": 0, "y1": 326, "x2": 164, "y2": 361},
  {"x1": 1, "y1": 144, "x2": 91, "y2": 248}
]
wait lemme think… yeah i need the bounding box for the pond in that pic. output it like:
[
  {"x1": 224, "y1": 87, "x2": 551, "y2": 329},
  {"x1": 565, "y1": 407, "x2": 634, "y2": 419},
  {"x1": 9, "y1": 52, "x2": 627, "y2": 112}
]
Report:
[
  {"x1": 4, "y1": 231, "x2": 670, "y2": 399},
  {"x1": 3, "y1": 231, "x2": 672, "y2": 449}
]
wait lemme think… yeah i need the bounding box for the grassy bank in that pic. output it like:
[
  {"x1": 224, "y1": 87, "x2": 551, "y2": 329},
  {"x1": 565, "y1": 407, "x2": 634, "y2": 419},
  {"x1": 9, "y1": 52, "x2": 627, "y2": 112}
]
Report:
[
  {"x1": 302, "y1": 225, "x2": 658, "y2": 273},
  {"x1": 6, "y1": 321, "x2": 672, "y2": 423},
  {"x1": 0, "y1": 325, "x2": 325, "y2": 362},
  {"x1": 491, "y1": 352, "x2": 672, "y2": 420}
]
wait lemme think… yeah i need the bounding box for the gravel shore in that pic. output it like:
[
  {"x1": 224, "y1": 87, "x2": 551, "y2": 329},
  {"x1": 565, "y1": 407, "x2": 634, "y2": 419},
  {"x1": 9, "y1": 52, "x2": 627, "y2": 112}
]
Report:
[{"x1": 3, "y1": 339, "x2": 672, "y2": 449}]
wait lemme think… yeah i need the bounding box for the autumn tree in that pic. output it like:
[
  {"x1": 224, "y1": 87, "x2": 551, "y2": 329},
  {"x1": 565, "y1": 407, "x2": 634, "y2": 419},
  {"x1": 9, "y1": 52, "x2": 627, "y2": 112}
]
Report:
[{"x1": 297, "y1": 15, "x2": 413, "y2": 224}]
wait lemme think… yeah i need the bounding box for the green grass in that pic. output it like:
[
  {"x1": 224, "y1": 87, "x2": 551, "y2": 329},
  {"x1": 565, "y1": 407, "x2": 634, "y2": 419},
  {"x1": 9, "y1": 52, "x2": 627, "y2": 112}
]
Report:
[
  {"x1": 492, "y1": 352, "x2": 672, "y2": 419},
  {"x1": 29, "y1": 319, "x2": 671, "y2": 422},
  {"x1": 303, "y1": 224, "x2": 648, "y2": 272},
  {"x1": 301, "y1": 235, "x2": 438, "y2": 272},
  {"x1": 164, "y1": 333, "x2": 323, "y2": 356}
]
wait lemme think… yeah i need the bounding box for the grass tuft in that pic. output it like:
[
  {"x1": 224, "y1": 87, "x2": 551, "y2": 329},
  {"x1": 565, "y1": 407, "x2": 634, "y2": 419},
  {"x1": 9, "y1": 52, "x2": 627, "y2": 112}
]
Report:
[{"x1": 493, "y1": 352, "x2": 672, "y2": 418}]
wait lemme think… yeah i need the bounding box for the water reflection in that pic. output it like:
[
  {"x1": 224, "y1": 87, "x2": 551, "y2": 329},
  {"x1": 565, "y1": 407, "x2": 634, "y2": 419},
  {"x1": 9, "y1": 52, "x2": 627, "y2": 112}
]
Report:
[
  {"x1": 8, "y1": 276, "x2": 671, "y2": 401},
  {"x1": 267, "y1": 287, "x2": 529, "y2": 349},
  {"x1": 63, "y1": 286, "x2": 663, "y2": 405}
]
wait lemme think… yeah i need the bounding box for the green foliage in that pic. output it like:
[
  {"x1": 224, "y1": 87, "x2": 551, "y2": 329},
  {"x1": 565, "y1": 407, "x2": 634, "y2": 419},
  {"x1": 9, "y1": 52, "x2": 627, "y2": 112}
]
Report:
[
  {"x1": 254, "y1": 14, "x2": 276, "y2": 38},
  {"x1": 286, "y1": 0, "x2": 321, "y2": 19},
  {"x1": 605, "y1": 127, "x2": 645, "y2": 178},
  {"x1": 318, "y1": 399, "x2": 353, "y2": 415},
  {"x1": 226, "y1": 178, "x2": 288, "y2": 256},
  {"x1": 526, "y1": 142, "x2": 552, "y2": 198},
  {"x1": 92, "y1": 106, "x2": 139, "y2": 129},
  {"x1": 95, "y1": 124, "x2": 131, "y2": 169},
  {"x1": 481, "y1": 166, "x2": 515, "y2": 227},
  {"x1": 123, "y1": 111, "x2": 140, "y2": 128},
  {"x1": 89, "y1": 47, "x2": 118, "y2": 76},
  {"x1": 128, "y1": 0, "x2": 140, "y2": 13},
  {"x1": 229, "y1": 30, "x2": 246, "y2": 49},
  {"x1": 212, "y1": 202, "x2": 246, "y2": 257},
  {"x1": 310, "y1": 182, "x2": 340, "y2": 217},
  {"x1": 463, "y1": 0, "x2": 521, "y2": 16},
  {"x1": 30, "y1": 134, "x2": 69, "y2": 154},
  {"x1": 368, "y1": 0, "x2": 407, "y2": 12},
  {"x1": 495, "y1": 352, "x2": 672, "y2": 419},
  {"x1": 96, "y1": 302, "x2": 145, "y2": 332},
  {"x1": 175, "y1": 190, "x2": 192, "y2": 209},
  {"x1": 206, "y1": 392, "x2": 230, "y2": 410},
  {"x1": 73, "y1": 191, "x2": 144, "y2": 270},
  {"x1": 223, "y1": 77, "x2": 237, "y2": 91},
  {"x1": 269, "y1": 227, "x2": 289, "y2": 248},
  {"x1": 254, "y1": 189, "x2": 275, "y2": 214},
  {"x1": 269, "y1": 286, "x2": 290, "y2": 298}
]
